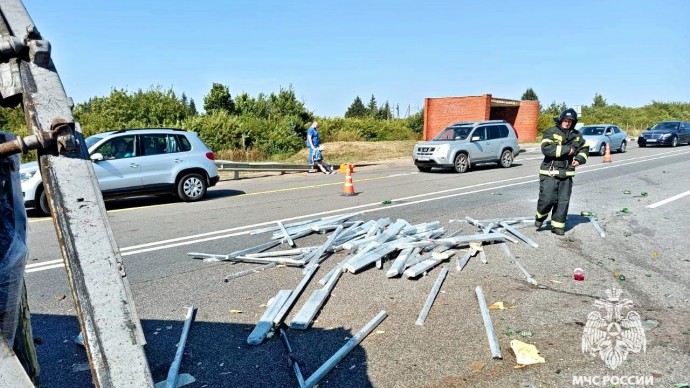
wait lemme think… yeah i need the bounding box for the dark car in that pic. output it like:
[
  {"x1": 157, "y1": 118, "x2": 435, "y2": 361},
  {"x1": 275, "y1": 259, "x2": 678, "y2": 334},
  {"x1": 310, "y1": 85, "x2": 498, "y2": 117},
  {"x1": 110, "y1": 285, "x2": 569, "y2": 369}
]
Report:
[{"x1": 637, "y1": 121, "x2": 690, "y2": 147}]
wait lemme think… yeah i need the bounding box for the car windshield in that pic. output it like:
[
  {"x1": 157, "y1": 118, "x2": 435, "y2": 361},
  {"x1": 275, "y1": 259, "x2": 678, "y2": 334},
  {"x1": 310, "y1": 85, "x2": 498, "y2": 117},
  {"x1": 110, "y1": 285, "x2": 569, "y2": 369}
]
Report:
[
  {"x1": 650, "y1": 122, "x2": 679, "y2": 131},
  {"x1": 433, "y1": 125, "x2": 471, "y2": 141},
  {"x1": 85, "y1": 135, "x2": 104, "y2": 149},
  {"x1": 581, "y1": 126, "x2": 605, "y2": 136}
]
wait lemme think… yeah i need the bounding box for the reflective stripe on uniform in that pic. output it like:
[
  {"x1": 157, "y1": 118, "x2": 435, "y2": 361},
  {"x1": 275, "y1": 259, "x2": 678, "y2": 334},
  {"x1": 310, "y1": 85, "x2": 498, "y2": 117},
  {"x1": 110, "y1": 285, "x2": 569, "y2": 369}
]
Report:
[
  {"x1": 551, "y1": 220, "x2": 566, "y2": 228},
  {"x1": 556, "y1": 145, "x2": 562, "y2": 157},
  {"x1": 539, "y1": 169, "x2": 576, "y2": 176},
  {"x1": 541, "y1": 138, "x2": 554, "y2": 144},
  {"x1": 536, "y1": 211, "x2": 548, "y2": 218},
  {"x1": 552, "y1": 134, "x2": 563, "y2": 141},
  {"x1": 578, "y1": 152, "x2": 588, "y2": 160}
]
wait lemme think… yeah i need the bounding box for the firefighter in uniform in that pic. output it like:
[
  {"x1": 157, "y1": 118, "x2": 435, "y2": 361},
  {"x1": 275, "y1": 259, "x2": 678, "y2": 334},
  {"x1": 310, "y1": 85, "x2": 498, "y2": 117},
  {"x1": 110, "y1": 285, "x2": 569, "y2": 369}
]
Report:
[{"x1": 535, "y1": 108, "x2": 589, "y2": 236}]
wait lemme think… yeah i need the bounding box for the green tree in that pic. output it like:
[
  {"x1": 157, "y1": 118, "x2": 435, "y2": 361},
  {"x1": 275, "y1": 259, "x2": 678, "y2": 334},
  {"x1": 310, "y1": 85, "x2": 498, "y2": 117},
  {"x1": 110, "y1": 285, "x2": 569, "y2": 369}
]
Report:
[
  {"x1": 345, "y1": 96, "x2": 367, "y2": 118},
  {"x1": 377, "y1": 101, "x2": 392, "y2": 120},
  {"x1": 73, "y1": 87, "x2": 192, "y2": 136},
  {"x1": 521, "y1": 88, "x2": 539, "y2": 101},
  {"x1": 592, "y1": 93, "x2": 607, "y2": 108},
  {"x1": 203, "y1": 83, "x2": 235, "y2": 114},
  {"x1": 188, "y1": 98, "x2": 198, "y2": 116},
  {"x1": 367, "y1": 95, "x2": 378, "y2": 117},
  {"x1": 542, "y1": 101, "x2": 567, "y2": 116},
  {"x1": 405, "y1": 108, "x2": 424, "y2": 135}
]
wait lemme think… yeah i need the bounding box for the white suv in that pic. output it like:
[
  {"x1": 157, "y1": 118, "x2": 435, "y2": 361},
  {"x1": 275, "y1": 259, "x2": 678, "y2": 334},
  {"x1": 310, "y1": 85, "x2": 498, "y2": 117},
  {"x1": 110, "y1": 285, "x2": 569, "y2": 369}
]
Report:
[
  {"x1": 412, "y1": 120, "x2": 520, "y2": 173},
  {"x1": 21, "y1": 128, "x2": 220, "y2": 215}
]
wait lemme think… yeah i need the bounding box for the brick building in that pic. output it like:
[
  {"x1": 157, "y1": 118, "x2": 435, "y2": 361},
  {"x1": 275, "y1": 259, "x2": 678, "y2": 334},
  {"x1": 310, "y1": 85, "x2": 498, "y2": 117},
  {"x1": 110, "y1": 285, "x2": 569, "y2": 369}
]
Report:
[{"x1": 423, "y1": 94, "x2": 539, "y2": 141}]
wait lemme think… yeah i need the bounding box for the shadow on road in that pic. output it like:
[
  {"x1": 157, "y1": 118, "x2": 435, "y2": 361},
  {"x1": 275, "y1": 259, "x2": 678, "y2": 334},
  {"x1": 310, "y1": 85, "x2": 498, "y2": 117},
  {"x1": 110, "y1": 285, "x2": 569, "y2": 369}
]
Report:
[{"x1": 29, "y1": 313, "x2": 373, "y2": 388}]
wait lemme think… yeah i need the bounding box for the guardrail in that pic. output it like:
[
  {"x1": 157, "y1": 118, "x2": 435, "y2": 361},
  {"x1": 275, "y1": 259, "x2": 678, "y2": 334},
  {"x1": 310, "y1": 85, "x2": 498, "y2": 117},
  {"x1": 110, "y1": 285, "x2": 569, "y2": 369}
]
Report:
[{"x1": 216, "y1": 160, "x2": 333, "y2": 180}]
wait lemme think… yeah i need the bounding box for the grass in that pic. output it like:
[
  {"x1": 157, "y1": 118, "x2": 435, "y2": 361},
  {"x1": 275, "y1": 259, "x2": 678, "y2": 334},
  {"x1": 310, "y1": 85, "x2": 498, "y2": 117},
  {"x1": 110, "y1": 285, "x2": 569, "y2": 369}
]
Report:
[{"x1": 216, "y1": 140, "x2": 418, "y2": 165}]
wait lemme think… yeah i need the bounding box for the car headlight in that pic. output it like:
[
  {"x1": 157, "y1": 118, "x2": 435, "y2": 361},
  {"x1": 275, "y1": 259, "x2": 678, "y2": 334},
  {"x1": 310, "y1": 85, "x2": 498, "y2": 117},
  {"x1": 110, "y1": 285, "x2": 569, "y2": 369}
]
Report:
[
  {"x1": 660, "y1": 133, "x2": 671, "y2": 138},
  {"x1": 434, "y1": 144, "x2": 450, "y2": 156},
  {"x1": 20, "y1": 169, "x2": 38, "y2": 182}
]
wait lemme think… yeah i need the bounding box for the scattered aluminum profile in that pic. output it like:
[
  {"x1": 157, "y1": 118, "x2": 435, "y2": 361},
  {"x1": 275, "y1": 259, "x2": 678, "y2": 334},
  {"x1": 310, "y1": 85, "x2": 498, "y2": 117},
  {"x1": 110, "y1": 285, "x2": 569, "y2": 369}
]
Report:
[
  {"x1": 231, "y1": 256, "x2": 306, "y2": 267},
  {"x1": 456, "y1": 248, "x2": 478, "y2": 271},
  {"x1": 188, "y1": 239, "x2": 282, "y2": 262},
  {"x1": 250, "y1": 217, "x2": 323, "y2": 235},
  {"x1": 303, "y1": 226, "x2": 344, "y2": 273},
  {"x1": 386, "y1": 247, "x2": 415, "y2": 278},
  {"x1": 475, "y1": 286, "x2": 502, "y2": 359},
  {"x1": 162, "y1": 306, "x2": 196, "y2": 388},
  {"x1": 345, "y1": 243, "x2": 401, "y2": 273},
  {"x1": 312, "y1": 221, "x2": 358, "y2": 233},
  {"x1": 433, "y1": 232, "x2": 508, "y2": 246},
  {"x1": 248, "y1": 290, "x2": 292, "y2": 345},
  {"x1": 474, "y1": 216, "x2": 534, "y2": 224},
  {"x1": 499, "y1": 243, "x2": 538, "y2": 286},
  {"x1": 588, "y1": 217, "x2": 606, "y2": 238},
  {"x1": 243, "y1": 247, "x2": 317, "y2": 258},
  {"x1": 366, "y1": 218, "x2": 391, "y2": 237},
  {"x1": 224, "y1": 263, "x2": 277, "y2": 282},
  {"x1": 404, "y1": 250, "x2": 456, "y2": 278},
  {"x1": 277, "y1": 221, "x2": 296, "y2": 247},
  {"x1": 479, "y1": 249, "x2": 488, "y2": 264},
  {"x1": 303, "y1": 311, "x2": 388, "y2": 388},
  {"x1": 332, "y1": 220, "x2": 375, "y2": 247},
  {"x1": 317, "y1": 260, "x2": 346, "y2": 285},
  {"x1": 415, "y1": 267, "x2": 448, "y2": 325},
  {"x1": 270, "y1": 213, "x2": 357, "y2": 240},
  {"x1": 279, "y1": 329, "x2": 307, "y2": 388},
  {"x1": 340, "y1": 235, "x2": 378, "y2": 251},
  {"x1": 273, "y1": 265, "x2": 320, "y2": 327},
  {"x1": 289, "y1": 262, "x2": 344, "y2": 330},
  {"x1": 370, "y1": 219, "x2": 408, "y2": 246},
  {"x1": 499, "y1": 221, "x2": 539, "y2": 248},
  {"x1": 400, "y1": 221, "x2": 441, "y2": 235}
]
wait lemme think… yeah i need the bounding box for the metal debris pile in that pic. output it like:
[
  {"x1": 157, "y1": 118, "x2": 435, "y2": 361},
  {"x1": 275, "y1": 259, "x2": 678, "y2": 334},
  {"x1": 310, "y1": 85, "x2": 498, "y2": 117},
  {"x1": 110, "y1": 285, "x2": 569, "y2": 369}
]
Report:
[{"x1": 187, "y1": 212, "x2": 545, "y2": 387}]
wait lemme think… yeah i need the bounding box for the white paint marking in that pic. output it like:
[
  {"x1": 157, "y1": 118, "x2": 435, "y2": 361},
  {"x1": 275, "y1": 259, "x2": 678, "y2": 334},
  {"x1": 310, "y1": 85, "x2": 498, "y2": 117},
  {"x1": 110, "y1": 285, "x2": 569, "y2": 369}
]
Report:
[
  {"x1": 25, "y1": 263, "x2": 66, "y2": 273},
  {"x1": 25, "y1": 258, "x2": 63, "y2": 269},
  {"x1": 646, "y1": 190, "x2": 690, "y2": 209}
]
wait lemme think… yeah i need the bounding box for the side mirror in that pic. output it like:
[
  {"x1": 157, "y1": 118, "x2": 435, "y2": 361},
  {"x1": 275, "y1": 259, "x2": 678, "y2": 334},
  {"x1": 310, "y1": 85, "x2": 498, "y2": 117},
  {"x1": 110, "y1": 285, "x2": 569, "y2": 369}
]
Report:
[
  {"x1": 90, "y1": 152, "x2": 104, "y2": 161},
  {"x1": 471, "y1": 136, "x2": 480, "y2": 142}
]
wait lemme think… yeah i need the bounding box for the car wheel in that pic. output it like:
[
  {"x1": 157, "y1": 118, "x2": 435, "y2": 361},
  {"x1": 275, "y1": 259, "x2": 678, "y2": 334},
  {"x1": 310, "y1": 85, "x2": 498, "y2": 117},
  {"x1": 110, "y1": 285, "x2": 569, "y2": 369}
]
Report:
[
  {"x1": 618, "y1": 141, "x2": 627, "y2": 153},
  {"x1": 598, "y1": 144, "x2": 606, "y2": 156},
  {"x1": 417, "y1": 166, "x2": 432, "y2": 173},
  {"x1": 639, "y1": 141, "x2": 646, "y2": 147},
  {"x1": 38, "y1": 187, "x2": 51, "y2": 216},
  {"x1": 498, "y1": 149, "x2": 513, "y2": 168},
  {"x1": 453, "y1": 153, "x2": 469, "y2": 173},
  {"x1": 671, "y1": 136, "x2": 678, "y2": 147},
  {"x1": 177, "y1": 173, "x2": 207, "y2": 201}
]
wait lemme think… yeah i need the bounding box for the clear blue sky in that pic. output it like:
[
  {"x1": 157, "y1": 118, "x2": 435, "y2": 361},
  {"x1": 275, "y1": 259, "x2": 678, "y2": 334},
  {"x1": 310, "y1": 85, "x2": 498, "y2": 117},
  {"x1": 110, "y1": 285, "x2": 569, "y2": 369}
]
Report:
[{"x1": 24, "y1": 0, "x2": 689, "y2": 117}]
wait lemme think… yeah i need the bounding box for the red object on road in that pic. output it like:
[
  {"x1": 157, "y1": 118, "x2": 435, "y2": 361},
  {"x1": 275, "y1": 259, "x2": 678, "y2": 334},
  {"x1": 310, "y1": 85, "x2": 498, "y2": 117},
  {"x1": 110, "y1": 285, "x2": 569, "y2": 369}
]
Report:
[{"x1": 573, "y1": 268, "x2": 585, "y2": 281}]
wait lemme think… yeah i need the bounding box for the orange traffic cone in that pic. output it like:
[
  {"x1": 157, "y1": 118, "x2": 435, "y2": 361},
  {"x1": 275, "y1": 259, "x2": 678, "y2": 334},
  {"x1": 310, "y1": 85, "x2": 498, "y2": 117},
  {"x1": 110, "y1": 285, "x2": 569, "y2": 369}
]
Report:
[
  {"x1": 341, "y1": 165, "x2": 357, "y2": 196},
  {"x1": 602, "y1": 143, "x2": 612, "y2": 163}
]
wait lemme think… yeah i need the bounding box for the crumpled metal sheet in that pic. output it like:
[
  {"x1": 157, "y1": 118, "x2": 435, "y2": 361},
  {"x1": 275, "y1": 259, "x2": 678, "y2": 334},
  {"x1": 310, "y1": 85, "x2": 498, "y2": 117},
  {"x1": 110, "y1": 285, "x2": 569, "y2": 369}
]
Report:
[{"x1": 0, "y1": 132, "x2": 28, "y2": 347}]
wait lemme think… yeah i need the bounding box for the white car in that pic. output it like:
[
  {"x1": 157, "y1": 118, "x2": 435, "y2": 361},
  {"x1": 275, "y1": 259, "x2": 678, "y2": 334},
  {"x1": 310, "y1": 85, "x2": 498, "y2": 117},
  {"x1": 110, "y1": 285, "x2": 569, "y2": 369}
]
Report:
[{"x1": 21, "y1": 128, "x2": 219, "y2": 215}]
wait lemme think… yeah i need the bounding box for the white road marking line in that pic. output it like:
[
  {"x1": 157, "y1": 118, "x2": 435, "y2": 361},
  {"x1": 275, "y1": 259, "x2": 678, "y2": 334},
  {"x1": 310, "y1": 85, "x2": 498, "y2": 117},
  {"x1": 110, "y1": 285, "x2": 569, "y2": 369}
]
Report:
[
  {"x1": 25, "y1": 259, "x2": 63, "y2": 269},
  {"x1": 646, "y1": 190, "x2": 690, "y2": 209},
  {"x1": 25, "y1": 263, "x2": 66, "y2": 273},
  {"x1": 26, "y1": 149, "x2": 690, "y2": 273}
]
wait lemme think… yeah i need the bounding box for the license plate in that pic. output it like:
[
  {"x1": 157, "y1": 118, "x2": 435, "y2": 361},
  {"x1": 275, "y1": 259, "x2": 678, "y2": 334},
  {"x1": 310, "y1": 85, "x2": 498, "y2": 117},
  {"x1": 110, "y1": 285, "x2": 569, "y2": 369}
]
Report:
[
  {"x1": 417, "y1": 156, "x2": 430, "y2": 161},
  {"x1": 646, "y1": 139, "x2": 656, "y2": 143}
]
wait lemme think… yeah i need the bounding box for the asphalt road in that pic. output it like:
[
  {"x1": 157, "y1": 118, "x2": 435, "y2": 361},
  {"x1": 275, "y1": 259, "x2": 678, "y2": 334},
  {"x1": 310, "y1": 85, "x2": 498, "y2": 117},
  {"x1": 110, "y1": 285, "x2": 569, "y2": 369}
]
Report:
[{"x1": 23, "y1": 144, "x2": 690, "y2": 387}]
